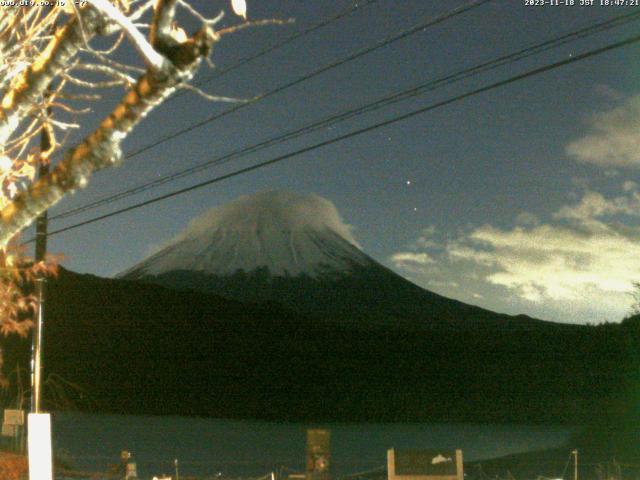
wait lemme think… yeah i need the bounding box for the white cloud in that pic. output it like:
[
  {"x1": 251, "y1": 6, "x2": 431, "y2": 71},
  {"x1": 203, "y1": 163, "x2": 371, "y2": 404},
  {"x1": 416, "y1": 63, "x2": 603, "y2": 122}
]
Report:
[
  {"x1": 449, "y1": 222, "x2": 639, "y2": 302},
  {"x1": 390, "y1": 189, "x2": 640, "y2": 323},
  {"x1": 570, "y1": 176, "x2": 590, "y2": 189},
  {"x1": 593, "y1": 84, "x2": 625, "y2": 102},
  {"x1": 553, "y1": 190, "x2": 640, "y2": 221},
  {"x1": 566, "y1": 94, "x2": 640, "y2": 168},
  {"x1": 427, "y1": 279, "x2": 459, "y2": 289},
  {"x1": 413, "y1": 225, "x2": 439, "y2": 249},
  {"x1": 515, "y1": 212, "x2": 539, "y2": 227},
  {"x1": 390, "y1": 252, "x2": 435, "y2": 266},
  {"x1": 182, "y1": 190, "x2": 360, "y2": 247}
]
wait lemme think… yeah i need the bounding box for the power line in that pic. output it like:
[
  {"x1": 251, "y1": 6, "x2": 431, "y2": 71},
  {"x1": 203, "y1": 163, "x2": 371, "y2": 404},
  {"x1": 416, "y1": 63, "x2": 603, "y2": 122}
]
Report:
[
  {"x1": 47, "y1": 1, "x2": 381, "y2": 168},
  {"x1": 35, "y1": 32, "x2": 640, "y2": 240},
  {"x1": 173, "y1": 0, "x2": 381, "y2": 98},
  {"x1": 51, "y1": 9, "x2": 640, "y2": 221},
  {"x1": 122, "y1": 0, "x2": 493, "y2": 160}
]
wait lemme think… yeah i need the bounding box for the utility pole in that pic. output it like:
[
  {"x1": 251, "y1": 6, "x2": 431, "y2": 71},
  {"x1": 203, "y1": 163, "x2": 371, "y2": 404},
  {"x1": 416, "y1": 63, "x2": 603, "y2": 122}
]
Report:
[
  {"x1": 31, "y1": 4, "x2": 56, "y2": 417},
  {"x1": 27, "y1": 18, "x2": 54, "y2": 477},
  {"x1": 31, "y1": 116, "x2": 50, "y2": 414},
  {"x1": 573, "y1": 449, "x2": 578, "y2": 480}
]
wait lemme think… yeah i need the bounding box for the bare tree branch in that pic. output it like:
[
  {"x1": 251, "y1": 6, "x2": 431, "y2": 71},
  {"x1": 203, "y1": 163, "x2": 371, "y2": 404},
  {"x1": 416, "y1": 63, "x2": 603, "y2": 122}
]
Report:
[
  {"x1": 150, "y1": 0, "x2": 179, "y2": 48},
  {"x1": 177, "y1": 82, "x2": 249, "y2": 103},
  {"x1": 86, "y1": 0, "x2": 169, "y2": 71},
  {"x1": 0, "y1": 8, "x2": 105, "y2": 148},
  {"x1": 0, "y1": 27, "x2": 216, "y2": 245}
]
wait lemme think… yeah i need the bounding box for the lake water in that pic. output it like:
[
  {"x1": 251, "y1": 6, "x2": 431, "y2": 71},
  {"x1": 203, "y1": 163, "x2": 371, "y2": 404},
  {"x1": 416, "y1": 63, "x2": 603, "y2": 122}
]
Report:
[{"x1": 51, "y1": 412, "x2": 574, "y2": 479}]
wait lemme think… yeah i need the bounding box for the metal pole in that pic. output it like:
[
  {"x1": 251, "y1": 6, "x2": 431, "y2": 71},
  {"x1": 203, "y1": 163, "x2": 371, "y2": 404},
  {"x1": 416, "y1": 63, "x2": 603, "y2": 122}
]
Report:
[
  {"x1": 573, "y1": 449, "x2": 578, "y2": 480},
  {"x1": 175, "y1": 458, "x2": 179, "y2": 480},
  {"x1": 31, "y1": 279, "x2": 45, "y2": 413},
  {"x1": 31, "y1": 110, "x2": 50, "y2": 414}
]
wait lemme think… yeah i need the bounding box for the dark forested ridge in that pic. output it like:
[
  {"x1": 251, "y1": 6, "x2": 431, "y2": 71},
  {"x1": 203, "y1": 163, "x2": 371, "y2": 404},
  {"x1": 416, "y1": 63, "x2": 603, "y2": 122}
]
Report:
[{"x1": 3, "y1": 268, "x2": 638, "y2": 427}]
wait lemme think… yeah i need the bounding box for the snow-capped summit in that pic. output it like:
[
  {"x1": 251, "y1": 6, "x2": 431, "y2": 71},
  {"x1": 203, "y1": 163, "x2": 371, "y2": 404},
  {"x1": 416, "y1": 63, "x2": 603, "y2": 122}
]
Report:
[{"x1": 121, "y1": 191, "x2": 374, "y2": 279}]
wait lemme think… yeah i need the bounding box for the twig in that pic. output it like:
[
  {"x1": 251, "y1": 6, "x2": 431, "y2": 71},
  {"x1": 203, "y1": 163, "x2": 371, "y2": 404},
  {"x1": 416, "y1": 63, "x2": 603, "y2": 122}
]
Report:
[
  {"x1": 177, "y1": 83, "x2": 249, "y2": 102},
  {"x1": 216, "y1": 18, "x2": 295, "y2": 38},
  {"x1": 86, "y1": 0, "x2": 169, "y2": 71},
  {"x1": 177, "y1": 1, "x2": 224, "y2": 26}
]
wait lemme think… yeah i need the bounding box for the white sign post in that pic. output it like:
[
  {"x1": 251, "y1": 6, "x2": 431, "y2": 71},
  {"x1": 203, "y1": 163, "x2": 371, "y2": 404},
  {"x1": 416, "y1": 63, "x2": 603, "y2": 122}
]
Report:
[{"x1": 28, "y1": 413, "x2": 53, "y2": 480}]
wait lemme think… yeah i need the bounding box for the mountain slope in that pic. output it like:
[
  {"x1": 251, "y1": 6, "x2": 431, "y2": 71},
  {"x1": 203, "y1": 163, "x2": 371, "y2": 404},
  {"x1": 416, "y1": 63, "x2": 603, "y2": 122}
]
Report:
[
  {"x1": 120, "y1": 191, "x2": 549, "y2": 328},
  {"x1": 5, "y1": 268, "x2": 632, "y2": 424},
  {"x1": 7, "y1": 191, "x2": 634, "y2": 424}
]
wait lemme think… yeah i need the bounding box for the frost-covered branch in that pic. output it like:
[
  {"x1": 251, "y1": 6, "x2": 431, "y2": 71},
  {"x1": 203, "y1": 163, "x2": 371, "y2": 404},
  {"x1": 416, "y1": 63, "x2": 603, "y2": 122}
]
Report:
[
  {"x1": 72, "y1": 63, "x2": 137, "y2": 86},
  {"x1": 150, "y1": 0, "x2": 179, "y2": 49},
  {"x1": 86, "y1": 0, "x2": 168, "y2": 71},
  {"x1": 0, "y1": 8, "x2": 105, "y2": 148},
  {"x1": 0, "y1": 27, "x2": 216, "y2": 245}
]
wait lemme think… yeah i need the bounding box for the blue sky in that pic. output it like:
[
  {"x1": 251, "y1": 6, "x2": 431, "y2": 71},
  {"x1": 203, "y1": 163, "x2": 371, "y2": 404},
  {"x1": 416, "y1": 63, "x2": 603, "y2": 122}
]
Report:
[{"x1": 38, "y1": 0, "x2": 640, "y2": 324}]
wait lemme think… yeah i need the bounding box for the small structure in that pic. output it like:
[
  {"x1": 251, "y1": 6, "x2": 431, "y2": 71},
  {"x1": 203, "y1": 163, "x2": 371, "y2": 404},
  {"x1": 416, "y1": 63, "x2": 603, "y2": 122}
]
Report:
[
  {"x1": 387, "y1": 449, "x2": 463, "y2": 480},
  {"x1": 2, "y1": 409, "x2": 24, "y2": 443},
  {"x1": 307, "y1": 429, "x2": 331, "y2": 480},
  {"x1": 121, "y1": 450, "x2": 138, "y2": 480}
]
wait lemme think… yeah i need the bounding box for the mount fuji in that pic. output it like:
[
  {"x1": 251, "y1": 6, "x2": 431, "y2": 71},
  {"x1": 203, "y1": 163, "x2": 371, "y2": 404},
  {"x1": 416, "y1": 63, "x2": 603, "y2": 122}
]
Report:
[
  {"x1": 121, "y1": 190, "x2": 373, "y2": 279},
  {"x1": 121, "y1": 190, "x2": 541, "y2": 328},
  {"x1": 13, "y1": 190, "x2": 633, "y2": 423}
]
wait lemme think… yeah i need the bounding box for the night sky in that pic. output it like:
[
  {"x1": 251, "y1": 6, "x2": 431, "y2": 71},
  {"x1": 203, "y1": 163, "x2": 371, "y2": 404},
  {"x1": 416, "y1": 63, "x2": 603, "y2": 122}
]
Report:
[{"x1": 36, "y1": 0, "x2": 640, "y2": 325}]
